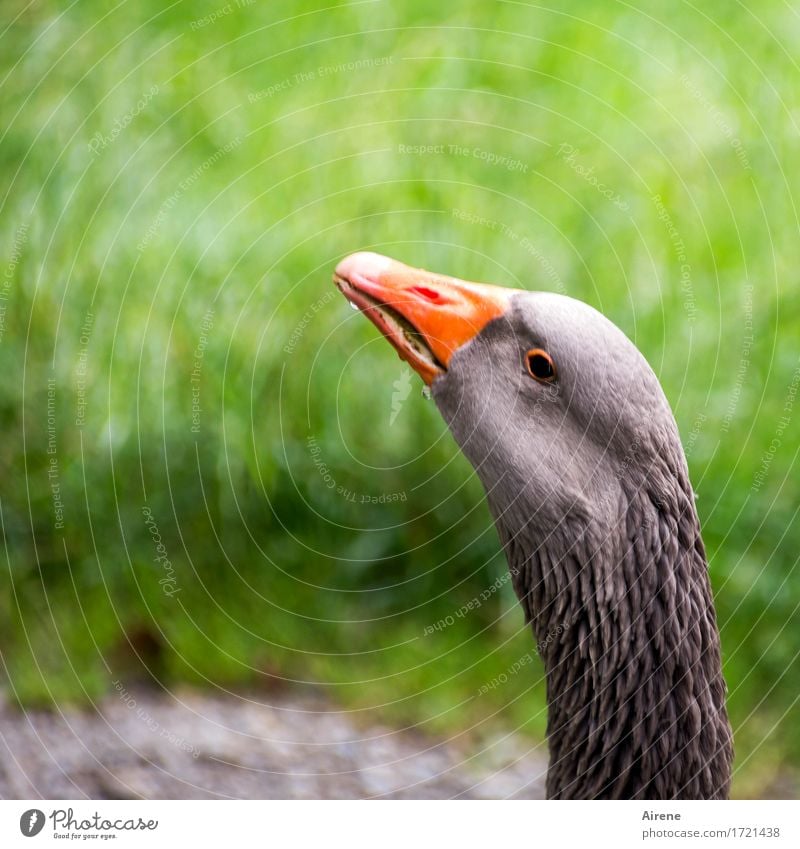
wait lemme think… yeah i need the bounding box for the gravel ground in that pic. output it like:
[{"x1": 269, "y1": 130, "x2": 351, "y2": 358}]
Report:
[{"x1": 0, "y1": 687, "x2": 548, "y2": 799}]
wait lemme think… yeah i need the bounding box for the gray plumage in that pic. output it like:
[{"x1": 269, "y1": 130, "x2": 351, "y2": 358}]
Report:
[{"x1": 432, "y1": 291, "x2": 733, "y2": 799}]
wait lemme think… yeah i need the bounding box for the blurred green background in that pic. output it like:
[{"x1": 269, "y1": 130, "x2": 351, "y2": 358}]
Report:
[{"x1": 1, "y1": 0, "x2": 798, "y2": 797}]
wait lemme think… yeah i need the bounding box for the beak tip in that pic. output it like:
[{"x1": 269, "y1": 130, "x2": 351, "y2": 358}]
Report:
[{"x1": 335, "y1": 251, "x2": 394, "y2": 283}]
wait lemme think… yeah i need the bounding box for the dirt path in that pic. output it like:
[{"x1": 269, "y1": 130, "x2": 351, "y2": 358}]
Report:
[{"x1": 0, "y1": 687, "x2": 547, "y2": 799}]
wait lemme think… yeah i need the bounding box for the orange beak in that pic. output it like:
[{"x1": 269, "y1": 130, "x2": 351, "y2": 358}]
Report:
[{"x1": 333, "y1": 252, "x2": 514, "y2": 385}]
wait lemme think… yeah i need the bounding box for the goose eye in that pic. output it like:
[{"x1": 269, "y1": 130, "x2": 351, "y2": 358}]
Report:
[{"x1": 526, "y1": 348, "x2": 556, "y2": 383}]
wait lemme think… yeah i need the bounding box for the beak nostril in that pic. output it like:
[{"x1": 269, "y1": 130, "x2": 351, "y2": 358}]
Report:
[{"x1": 410, "y1": 285, "x2": 442, "y2": 302}]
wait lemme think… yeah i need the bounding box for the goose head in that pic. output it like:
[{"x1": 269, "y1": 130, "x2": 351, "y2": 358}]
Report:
[{"x1": 334, "y1": 251, "x2": 732, "y2": 799}]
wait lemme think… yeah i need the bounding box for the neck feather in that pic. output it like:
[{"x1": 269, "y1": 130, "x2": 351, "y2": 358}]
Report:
[{"x1": 498, "y1": 468, "x2": 733, "y2": 800}]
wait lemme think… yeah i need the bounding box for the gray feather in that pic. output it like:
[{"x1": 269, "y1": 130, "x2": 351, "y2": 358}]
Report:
[{"x1": 432, "y1": 291, "x2": 733, "y2": 800}]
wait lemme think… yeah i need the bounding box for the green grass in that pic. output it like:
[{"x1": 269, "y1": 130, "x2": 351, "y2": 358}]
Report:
[{"x1": 1, "y1": 0, "x2": 799, "y2": 797}]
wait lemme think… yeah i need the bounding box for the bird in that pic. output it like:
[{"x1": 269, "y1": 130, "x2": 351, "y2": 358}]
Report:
[{"x1": 333, "y1": 251, "x2": 733, "y2": 800}]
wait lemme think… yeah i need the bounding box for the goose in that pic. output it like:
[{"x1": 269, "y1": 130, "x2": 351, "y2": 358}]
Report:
[{"x1": 333, "y1": 251, "x2": 733, "y2": 799}]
